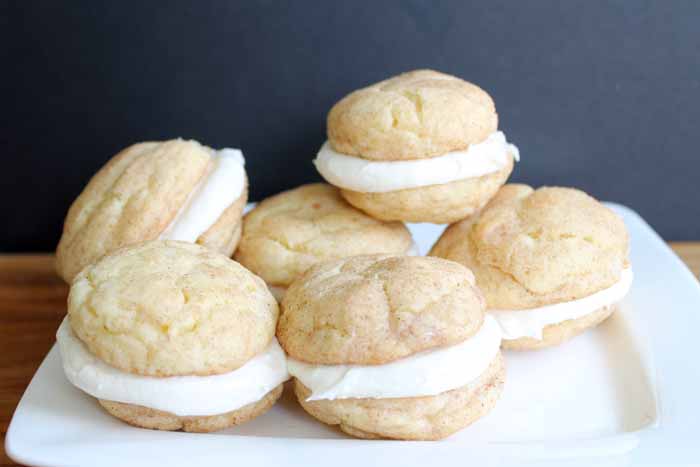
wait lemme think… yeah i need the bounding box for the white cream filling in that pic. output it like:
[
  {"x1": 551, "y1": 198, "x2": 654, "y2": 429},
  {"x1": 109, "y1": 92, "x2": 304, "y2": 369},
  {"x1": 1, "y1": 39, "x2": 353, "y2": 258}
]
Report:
[
  {"x1": 160, "y1": 148, "x2": 246, "y2": 242},
  {"x1": 56, "y1": 318, "x2": 289, "y2": 416},
  {"x1": 491, "y1": 268, "x2": 634, "y2": 341},
  {"x1": 313, "y1": 131, "x2": 519, "y2": 193},
  {"x1": 287, "y1": 315, "x2": 502, "y2": 401}
]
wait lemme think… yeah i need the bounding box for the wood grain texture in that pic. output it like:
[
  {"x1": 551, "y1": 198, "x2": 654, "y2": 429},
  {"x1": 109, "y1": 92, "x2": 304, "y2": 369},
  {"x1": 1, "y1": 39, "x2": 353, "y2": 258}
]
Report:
[
  {"x1": 0, "y1": 255, "x2": 68, "y2": 467},
  {"x1": 670, "y1": 242, "x2": 700, "y2": 279},
  {"x1": 1, "y1": 247, "x2": 698, "y2": 466}
]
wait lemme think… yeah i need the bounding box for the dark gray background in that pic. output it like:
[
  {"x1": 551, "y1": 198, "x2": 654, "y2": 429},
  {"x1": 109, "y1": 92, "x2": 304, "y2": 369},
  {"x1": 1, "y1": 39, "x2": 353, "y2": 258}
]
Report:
[{"x1": 2, "y1": 1, "x2": 699, "y2": 251}]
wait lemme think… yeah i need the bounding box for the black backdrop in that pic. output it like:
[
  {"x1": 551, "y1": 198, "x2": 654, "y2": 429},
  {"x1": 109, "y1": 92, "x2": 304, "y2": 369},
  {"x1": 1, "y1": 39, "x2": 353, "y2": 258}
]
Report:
[{"x1": 2, "y1": 1, "x2": 699, "y2": 251}]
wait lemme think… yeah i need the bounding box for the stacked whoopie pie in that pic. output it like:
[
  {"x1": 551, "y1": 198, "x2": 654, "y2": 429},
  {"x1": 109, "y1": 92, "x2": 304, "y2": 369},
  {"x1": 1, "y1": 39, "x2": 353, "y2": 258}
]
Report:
[
  {"x1": 314, "y1": 69, "x2": 518, "y2": 223},
  {"x1": 54, "y1": 69, "x2": 632, "y2": 439}
]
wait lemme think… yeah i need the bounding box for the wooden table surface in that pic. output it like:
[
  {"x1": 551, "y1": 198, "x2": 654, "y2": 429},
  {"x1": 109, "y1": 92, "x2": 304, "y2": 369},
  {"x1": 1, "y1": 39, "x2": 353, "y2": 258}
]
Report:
[{"x1": 1, "y1": 246, "x2": 699, "y2": 466}]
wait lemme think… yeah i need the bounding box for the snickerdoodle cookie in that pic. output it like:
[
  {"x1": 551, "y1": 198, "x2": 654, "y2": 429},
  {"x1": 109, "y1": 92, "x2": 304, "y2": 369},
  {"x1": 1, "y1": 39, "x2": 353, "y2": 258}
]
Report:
[
  {"x1": 234, "y1": 183, "x2": 415, "y2": 300},
  {"x1": 278, "y1": 255, "x2": 504, "y2": 440},
  {"x1": 56, "y1": 139, "x2": 248, "y2": 282},
  {"x1": 430, "y1": 184, "x2": 632, "y2": 350},
  {"x1": 57, "y1": 241, "x2": 288, "y2": 432},
  {"x1": 314, "y1": 69, "x2": 518, "y2": 223}
]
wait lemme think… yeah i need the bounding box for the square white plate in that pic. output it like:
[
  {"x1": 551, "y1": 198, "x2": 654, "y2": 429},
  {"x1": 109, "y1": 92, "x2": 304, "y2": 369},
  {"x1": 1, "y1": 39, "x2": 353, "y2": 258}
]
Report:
[{"x1": 6, "y1": 204, "x2": 700, "y2": 467}]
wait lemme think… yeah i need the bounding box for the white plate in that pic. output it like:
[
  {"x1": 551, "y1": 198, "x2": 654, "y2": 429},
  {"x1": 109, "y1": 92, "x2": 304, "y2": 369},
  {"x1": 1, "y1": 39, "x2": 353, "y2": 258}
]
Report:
[{"x1": 6, "y1": 204, "x2": 700, "y2": 467}]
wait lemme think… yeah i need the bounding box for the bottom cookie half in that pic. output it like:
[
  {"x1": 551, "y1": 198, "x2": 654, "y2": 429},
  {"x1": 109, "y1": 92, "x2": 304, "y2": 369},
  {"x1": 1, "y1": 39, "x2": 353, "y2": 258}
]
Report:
[
  {"x1": 340, "y1": 157, "x2": 513, "y2": 224},
  {"x1": 294, "y1": 353, "x2": 505, "y2": 440},
  {"x1": 501, "y1": 304, "x2": 617, "y2": 351},
  {"x1": 98, "y1": 383, "x2": 283, "y2": 433}
]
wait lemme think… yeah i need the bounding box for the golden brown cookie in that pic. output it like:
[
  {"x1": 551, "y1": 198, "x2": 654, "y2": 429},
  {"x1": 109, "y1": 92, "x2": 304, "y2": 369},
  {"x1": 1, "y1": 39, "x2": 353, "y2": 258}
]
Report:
[
  {"x1": 68, "y1": 240, "x2": 278, "y2": 377},
  {"x1": 234, "y1": 184, "x2": 414, "y2": 290},
  {"x1": 430, "y1": 184, "x2": 630, "y2": 308},
  {"x1": 278, "y1": 255, "x2": 484, "y2": 365},
  {"x1": 327, "y1": 69, "x2": 498, "y2": 161},
  {"x1": 56, "y1": 139, "x2": 248, "y2": 283},
  {"x1": 58, "y1": 240, "x2": 288, "y2": 433},
  {"x1": 430, "y1": 184, "x2": 631, "y2": 349},
  {"x1": 278, "y1": 255, "x2": 503, "y2": 440},
  {"x1": 315, "y1": 70, "x2": 517, "y2": 224}
]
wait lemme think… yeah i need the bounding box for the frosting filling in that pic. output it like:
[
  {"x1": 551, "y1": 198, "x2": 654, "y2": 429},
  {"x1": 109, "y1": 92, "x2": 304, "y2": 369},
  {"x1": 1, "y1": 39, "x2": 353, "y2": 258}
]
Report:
[
  {"x1": 491, "y1": 268, "x2": 634, "y2": 340},
  {"x1": 56, "y1": 318, "x2": 289, "y2": 416},
  {"x1": 287, "y1": 315, "x2": 502, "y2": 401},
  {"x1": 160, "y1": 148, "x2": 246, "y2": 242},
  {"x1": 314, "y1": 131, "x2": 519, "y2": 193}
]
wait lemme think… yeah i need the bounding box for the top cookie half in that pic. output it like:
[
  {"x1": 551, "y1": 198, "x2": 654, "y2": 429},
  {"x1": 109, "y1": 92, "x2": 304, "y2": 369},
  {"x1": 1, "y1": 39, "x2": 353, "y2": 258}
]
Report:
[
  {"x1": 327, "y1": 69, "x2": 498, "y2": 161},
  {"x1": 430, "y1": 185, "x2": 630, "y2": 308},
  {"x1": 234, "y1": 184, "x2": 413, "y2": 288},
  {"x1": 68, "y1": 241, "x2": 278, "y2": 377},
  {"x1": 277, "y1": 255, "x2": 485, "y2": 365}
]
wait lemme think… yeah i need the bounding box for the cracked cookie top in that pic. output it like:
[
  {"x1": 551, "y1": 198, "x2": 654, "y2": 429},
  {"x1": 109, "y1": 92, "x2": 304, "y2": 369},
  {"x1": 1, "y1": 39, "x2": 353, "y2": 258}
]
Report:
[
  {"x1": 430, "y1": 184, "x2": 630, "y2": 308},
  {"x1": 327, "y1": 69, "x2": 498, "y2": 161},
  {"x1": 277, "y1": 255, "x2": 485, "y2": 365},
  {"x1": 68, "y1": 240, "x2": 278, "y2": 377},
  {"x1": 56, "y1": 139, "x2": 213, "y2": 282},
  {"x1": 234, "y1": 184, "x2": 413, "y2": 288}
]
